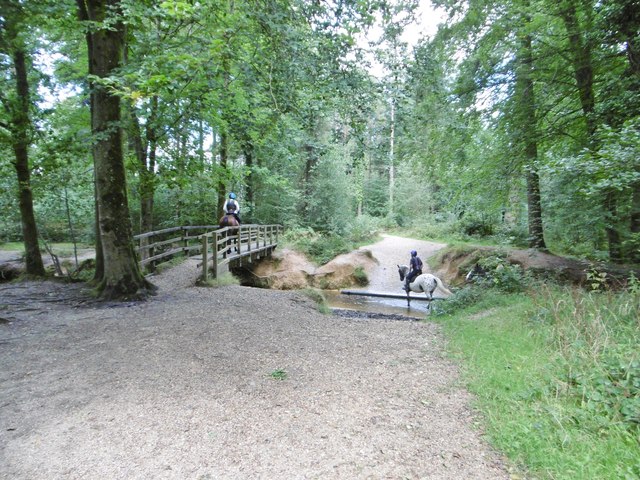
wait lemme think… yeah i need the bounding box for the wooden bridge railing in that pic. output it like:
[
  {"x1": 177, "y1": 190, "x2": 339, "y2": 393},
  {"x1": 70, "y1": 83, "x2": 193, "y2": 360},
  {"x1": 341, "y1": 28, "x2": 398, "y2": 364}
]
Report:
[
  {"x1": 134, "y1": 225, "x2": 218, "y2": 271},
  {"x1": 133, "y1": 224, "x2": 283, "y2": 279},
  {"x1": 200, "y1": 224, "x2": 283, "y2": 281}
]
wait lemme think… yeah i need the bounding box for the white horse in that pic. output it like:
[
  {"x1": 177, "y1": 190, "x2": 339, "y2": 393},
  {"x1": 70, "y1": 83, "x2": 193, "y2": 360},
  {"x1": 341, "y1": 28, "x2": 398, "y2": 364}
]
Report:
[{"x1": 397, "y1": 264, "x2": 453, "y2": 308}]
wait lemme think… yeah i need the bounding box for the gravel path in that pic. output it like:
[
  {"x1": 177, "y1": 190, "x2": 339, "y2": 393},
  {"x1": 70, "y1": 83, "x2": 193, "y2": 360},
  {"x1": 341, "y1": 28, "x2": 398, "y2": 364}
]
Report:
[
  {"x1": 359, "y1": 234, "x2": 448, "y2": 293},
  {"x1": 0, "y1": 243, "x2": 509, "y2": 479}
]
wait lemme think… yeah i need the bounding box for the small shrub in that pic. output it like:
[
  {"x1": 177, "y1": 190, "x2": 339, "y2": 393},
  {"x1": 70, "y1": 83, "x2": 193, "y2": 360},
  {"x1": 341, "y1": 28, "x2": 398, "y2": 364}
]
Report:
[
  {"x1": 458, "y1": 214, "x2": 495, "y2": 237},
  {"x1": 199, "y1": 273, "x2": 240, "y2": 287},
  {"x1": 269, "y1": 369, "x2": 287, "y2": 380},
  {"x1": 473, "y1": 256, "x2": 532, "y2": 293},
  {"x1": 352, "y1": 266, "x2": 368, "y2": 286},
  {"x1": 302, "y1": 288, "x2": 330, "y2": 314},
  {"x1": 431, "y1": 285, "x2": 483, "y2": 316}
]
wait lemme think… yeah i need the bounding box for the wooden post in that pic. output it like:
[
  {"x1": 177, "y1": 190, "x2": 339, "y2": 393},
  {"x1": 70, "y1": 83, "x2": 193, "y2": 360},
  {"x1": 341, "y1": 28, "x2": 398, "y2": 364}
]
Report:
[
  {"x1": 213, "y1": 231, "x2": 219, "y2": 279},
  {"x1": 183, "y1": 227, "x2": 189, "y2": 255},
  {"x1": 202, "y1": 234, "x2": 208, "y2": 281}
]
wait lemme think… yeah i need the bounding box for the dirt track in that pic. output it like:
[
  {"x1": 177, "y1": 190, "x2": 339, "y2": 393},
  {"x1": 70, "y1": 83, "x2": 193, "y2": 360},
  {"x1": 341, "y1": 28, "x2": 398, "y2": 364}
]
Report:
[{"x1": 0, "y1": 238, "x2": 509, "y2": 479}]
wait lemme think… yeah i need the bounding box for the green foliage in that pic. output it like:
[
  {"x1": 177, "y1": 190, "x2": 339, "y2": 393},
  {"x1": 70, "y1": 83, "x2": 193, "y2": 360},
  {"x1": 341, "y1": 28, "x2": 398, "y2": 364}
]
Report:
[
  {"x1": 436, "y1": 286, "x2": 640, "y2": 479},
  {"x1": 474, "y1": 255, "x2": 532, "y2": 293},
  {"x1": 430, "y1": 285, "x2": 483, "y2": 316},
  {"x1": 284, "y1": 219, "x2": 381, "y2": 266},
  {"x1": 200, "y1": 273, "x2": 240, "y2": 288},
  {"x1": 457, "y1": 212, "x2": 495, "y2": 237},
  {"x1": 301, "y1": 288, "x2": 330, "y2": 314},
  {"x1": 352, "y1": 266, "x2": 368, "y2": 286},
  {"x1": 269, "y1": 368, "x2": 288, "y2": 380}
]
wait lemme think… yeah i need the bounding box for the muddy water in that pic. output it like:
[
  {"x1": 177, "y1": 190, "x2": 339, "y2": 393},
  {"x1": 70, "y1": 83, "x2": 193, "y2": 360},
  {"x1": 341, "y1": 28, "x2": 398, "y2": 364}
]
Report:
[
  {"x1": 324, "y1": 235, "x2": 448, "y2": 319},
  {"x1": 324, "y1": 289, "x2": 431, "y2": 318}
]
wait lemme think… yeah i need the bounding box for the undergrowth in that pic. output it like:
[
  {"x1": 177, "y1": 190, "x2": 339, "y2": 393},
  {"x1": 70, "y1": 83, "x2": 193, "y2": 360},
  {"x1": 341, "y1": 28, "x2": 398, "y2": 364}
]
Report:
[
  {"x1": 199, "y1": 272, "x2": 240, "y2": 287},
  {"x1": 282, "y1": 222, "x2": 381, "y2": 265},
  {"x1": 433, "y1": 281, "x2": 640, "y2": 479},
  {"x1": 302, "y1": 288, "x2": 330, "y2": 314}
]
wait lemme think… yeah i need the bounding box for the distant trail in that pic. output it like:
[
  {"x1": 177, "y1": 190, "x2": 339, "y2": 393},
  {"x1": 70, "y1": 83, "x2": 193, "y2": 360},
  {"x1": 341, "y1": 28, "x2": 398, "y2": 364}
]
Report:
[{"x1": 358, "y1": 234, "x2": 447, "y2": 292}]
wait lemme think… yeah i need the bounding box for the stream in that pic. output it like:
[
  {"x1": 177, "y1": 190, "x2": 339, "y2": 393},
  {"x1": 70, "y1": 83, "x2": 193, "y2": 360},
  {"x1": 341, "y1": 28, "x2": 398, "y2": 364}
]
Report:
[
  {"x1": 323, "y1": 235, "x2": 449, "y2": 320},
  {"x1": 324, "y1": 289, "x2": 432, "y2": 319}
]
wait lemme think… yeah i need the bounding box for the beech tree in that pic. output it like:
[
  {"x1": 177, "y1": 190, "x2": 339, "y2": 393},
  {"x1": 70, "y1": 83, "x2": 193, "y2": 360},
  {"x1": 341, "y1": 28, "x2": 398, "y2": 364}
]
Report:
[
  {"x1": 77, "y1": 0, "x2": 154, "y2": 299},
  {"x1": 0, "y1": 1, "x2": 45, "y2": 275}
]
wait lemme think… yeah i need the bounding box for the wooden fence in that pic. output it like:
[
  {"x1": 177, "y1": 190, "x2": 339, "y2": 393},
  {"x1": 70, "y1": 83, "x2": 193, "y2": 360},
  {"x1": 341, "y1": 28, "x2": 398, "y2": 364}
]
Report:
[
  {"x1": 133, "y1": 224, "x2": 283, "y2": 280},
  {"x1": 200, "y1": 224, "x2": 283, "y2": 281},
  {"x1": 134, "y1": 225, "x2": 217, "y2": 270}
]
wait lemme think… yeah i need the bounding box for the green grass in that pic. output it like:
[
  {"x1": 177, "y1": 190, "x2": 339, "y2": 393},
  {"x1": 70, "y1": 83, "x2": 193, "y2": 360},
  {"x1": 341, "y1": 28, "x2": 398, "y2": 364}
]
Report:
[
  {"x1": 434, "y1": 288, "x2": 640, "y2": 479},
  {"x1": 301, "y1": 287, "x2": 331, "y2": 314},
  {"x1": 269, "y1": 368, "x2": 288, "y2": 380},
  {"x1": 0, "y1": 242, "x2": 25, "y2": 251},
  {"x1": 0, "y1": 242, "x2": 93, "y2": 255},
  {"x1": 199, "y1": 272, "x2": 240, "y2": 288},
  {"x1": 282, "y1": 228, "x2": 381, "y2": 265}
]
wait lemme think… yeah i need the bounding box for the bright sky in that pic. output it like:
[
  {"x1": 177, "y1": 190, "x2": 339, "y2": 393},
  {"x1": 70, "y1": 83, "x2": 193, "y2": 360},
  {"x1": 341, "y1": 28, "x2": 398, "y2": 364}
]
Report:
[
  {"x1": 401, "y1": 0, "x2": 447, "y2": 45},
  {"x1": 360, "y1": 0, "x2": 448, "y2": 78}
]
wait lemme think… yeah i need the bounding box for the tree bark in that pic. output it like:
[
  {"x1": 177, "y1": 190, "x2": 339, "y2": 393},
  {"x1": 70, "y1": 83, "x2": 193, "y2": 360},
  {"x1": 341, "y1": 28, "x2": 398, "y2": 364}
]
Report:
[
  {"x1": 10, "y1": 48, "x2": 45, "y2": 276},
  {"x1": 515, "y1": 6, "x2": 546, "y2": 249},
  {"x1": 560, "y1": 0, "x2": 623, "y2": 260},
  {"x1": 218, "y1": 130, "x2": 229, "y2": 219},
  {"x1": 243, "y1": 139, "x2": 255, "y2": 222},
  {"x1": 77, "y1": 0, "x2": 104, "y2": 282},
  {"x1": 78, "y1": 0, "x2": 154, "y2": 299}
]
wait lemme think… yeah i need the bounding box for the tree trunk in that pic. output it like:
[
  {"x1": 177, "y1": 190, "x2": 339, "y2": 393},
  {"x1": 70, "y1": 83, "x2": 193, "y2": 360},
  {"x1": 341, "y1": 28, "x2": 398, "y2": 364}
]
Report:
[
  {"x1": 218, "y1": 130, "x2": 229, "y2": 219},
  {"x1": 560, "y1": 0, "x2": 622, "y2": 260},
  {"x1": 10, "y1": 48, "x2": 45, "y2": 276},
  {"x1": 388, "y1": 99, "x2": 396, "y2": 215},
  {"x1": 79, "y1": 0, "x2": 154, "y2": 299},
  {"x1": 243, "y1": 139, "x2": 255, "y2": 223},
  {"x1": 559, "y1": 0, "x2": 597, "y2": 138},
  {"x1": 515, "y1": 8, "x2": 547, "y2": 250},
  {"x1": 605, "y1": 190, "x2": 622, "y2": 262}
]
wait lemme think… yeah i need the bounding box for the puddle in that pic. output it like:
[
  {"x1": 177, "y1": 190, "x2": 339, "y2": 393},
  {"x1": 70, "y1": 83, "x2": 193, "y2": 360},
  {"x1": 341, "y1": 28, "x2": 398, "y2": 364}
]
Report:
[{"x1": 323, "y1": 290, "x2": 432, "y2": 319}]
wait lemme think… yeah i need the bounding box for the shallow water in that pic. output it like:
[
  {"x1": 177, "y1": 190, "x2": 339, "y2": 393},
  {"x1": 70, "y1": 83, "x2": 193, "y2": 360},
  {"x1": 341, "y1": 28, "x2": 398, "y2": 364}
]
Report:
[{"x1": 323, "y1": 289, "x2": 432, "y2": 319}]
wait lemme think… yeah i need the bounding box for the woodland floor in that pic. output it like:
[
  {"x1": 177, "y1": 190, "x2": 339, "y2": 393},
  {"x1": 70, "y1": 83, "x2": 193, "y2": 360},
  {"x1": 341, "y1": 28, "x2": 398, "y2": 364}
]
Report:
[{"x1": 0, "y1": 239, "x2": 513, "y2": 479}]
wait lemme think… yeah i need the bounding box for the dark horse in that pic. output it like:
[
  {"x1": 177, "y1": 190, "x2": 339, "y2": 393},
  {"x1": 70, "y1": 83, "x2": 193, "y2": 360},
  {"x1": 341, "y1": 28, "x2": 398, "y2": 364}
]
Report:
[{"x1": 219, "y1": 213, "x2": 240, "y2": 256}]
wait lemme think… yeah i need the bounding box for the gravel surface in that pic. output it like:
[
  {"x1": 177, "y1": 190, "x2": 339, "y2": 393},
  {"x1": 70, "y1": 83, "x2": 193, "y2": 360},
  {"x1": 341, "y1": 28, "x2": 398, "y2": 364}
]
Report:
[
  {"x1": 0, "y1": 249, "x2": 509, "y2": 479},
  {"x1": 358, "y1": 234, "x2": 449, "y2": 294}
]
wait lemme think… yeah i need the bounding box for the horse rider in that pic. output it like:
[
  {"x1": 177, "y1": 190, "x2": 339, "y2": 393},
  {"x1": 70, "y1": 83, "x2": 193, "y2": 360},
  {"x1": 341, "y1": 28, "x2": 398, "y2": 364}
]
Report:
[
  {"x1": 404, "y1": 250, "x2": 423, "y2": 291},
  {"x1": 224, "y1": 192, "x2": 241, "y2": 223}
]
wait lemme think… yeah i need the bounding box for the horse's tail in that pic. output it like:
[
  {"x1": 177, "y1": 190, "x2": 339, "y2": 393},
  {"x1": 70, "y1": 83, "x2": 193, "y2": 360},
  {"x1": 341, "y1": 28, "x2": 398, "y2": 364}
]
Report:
[{"x1": 435, "y1": 277, "x2": 453, "y2": 297}]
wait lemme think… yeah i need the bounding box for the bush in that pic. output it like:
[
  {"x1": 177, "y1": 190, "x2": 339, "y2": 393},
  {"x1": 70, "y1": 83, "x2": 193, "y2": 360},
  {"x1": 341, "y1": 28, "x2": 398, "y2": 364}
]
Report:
[
  {"x1": 534, "y1": 285, "x2": 640, "y2": 434},
  {"x1": 431, "y1": 285, "x2": 484, "y2": 316},
  {"x1": 457, "y1": 214, "x2": 495, "y2": 237},
  {"x1": 472, "y1": 255, "x2": 533, "y2": 293}
]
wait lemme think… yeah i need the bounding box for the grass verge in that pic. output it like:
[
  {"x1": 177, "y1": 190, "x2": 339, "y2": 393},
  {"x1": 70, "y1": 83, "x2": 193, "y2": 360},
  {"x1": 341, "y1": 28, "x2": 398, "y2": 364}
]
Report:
[
  {"x1": 199, "y1": 272, "x2": 240, "y2": 288},
  {"x1": 301, "y1": 288, "x2": 331, "y2": 314},
  {"x1": 433, "y1": 288, "x2": 640, "y2": 479}
]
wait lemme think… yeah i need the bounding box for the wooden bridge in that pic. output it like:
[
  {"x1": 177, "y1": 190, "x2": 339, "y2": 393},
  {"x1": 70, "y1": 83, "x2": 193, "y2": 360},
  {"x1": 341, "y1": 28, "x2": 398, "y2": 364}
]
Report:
[{"x1": 133, "y1": 224, "x2": 283, "y2": 281}]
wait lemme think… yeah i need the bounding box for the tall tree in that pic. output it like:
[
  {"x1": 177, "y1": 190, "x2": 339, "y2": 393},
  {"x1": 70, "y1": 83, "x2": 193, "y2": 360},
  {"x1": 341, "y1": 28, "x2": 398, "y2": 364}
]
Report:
[
  {"x1": 77, "y1": 0, "x2": 154, "y2": 299},
  {"x1": 0, "y1": 1, "x2": 45, "y2": 275},
  {"x1": 514, "y1": 0, "x2": 546, "y2": 249},
  {"x1": 557, "y1": 0, "x2": 620, "y2": 260}
]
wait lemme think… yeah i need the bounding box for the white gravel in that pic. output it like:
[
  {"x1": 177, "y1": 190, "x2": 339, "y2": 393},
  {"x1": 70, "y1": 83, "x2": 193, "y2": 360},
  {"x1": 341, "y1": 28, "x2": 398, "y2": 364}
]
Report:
[{"x1": 0, "y1": 250, "x2": 509, "y2": 479}]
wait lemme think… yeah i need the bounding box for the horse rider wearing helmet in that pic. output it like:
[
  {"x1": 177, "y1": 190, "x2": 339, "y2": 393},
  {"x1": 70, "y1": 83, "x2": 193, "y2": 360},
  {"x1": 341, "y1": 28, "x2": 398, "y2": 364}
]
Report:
[
  {"x1": 224, "y1": 192, "x2": 241, "y2": 223},
  {"x1": 404, "y1": 250, "x2": 423, "y2": 291}
]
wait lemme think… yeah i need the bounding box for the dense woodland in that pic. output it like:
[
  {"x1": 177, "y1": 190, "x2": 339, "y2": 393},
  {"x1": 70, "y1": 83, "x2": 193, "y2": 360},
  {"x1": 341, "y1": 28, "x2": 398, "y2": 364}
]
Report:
[{"x1": 1, "y1": 0, "x2": 639, "y2": 297}]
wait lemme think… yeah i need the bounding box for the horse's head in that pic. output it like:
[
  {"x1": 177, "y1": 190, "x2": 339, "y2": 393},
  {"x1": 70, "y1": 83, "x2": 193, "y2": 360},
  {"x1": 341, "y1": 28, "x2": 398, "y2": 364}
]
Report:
[
  {"x1": 465, "y1": 263, "x2": 487, "y2": 283},
  {"x1": 397, "y1": 264, "x2": 409, "y2": 281}
]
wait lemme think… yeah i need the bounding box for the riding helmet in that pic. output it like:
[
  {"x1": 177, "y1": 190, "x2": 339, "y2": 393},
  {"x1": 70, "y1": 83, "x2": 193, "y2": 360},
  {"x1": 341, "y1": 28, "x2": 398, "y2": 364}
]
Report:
[
  {"x1": 410, "y1": 250, "x2": 417, "y2": 256},
  {"x1": 229, "y1": 192, "x2": 237, "y2": 199}
]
